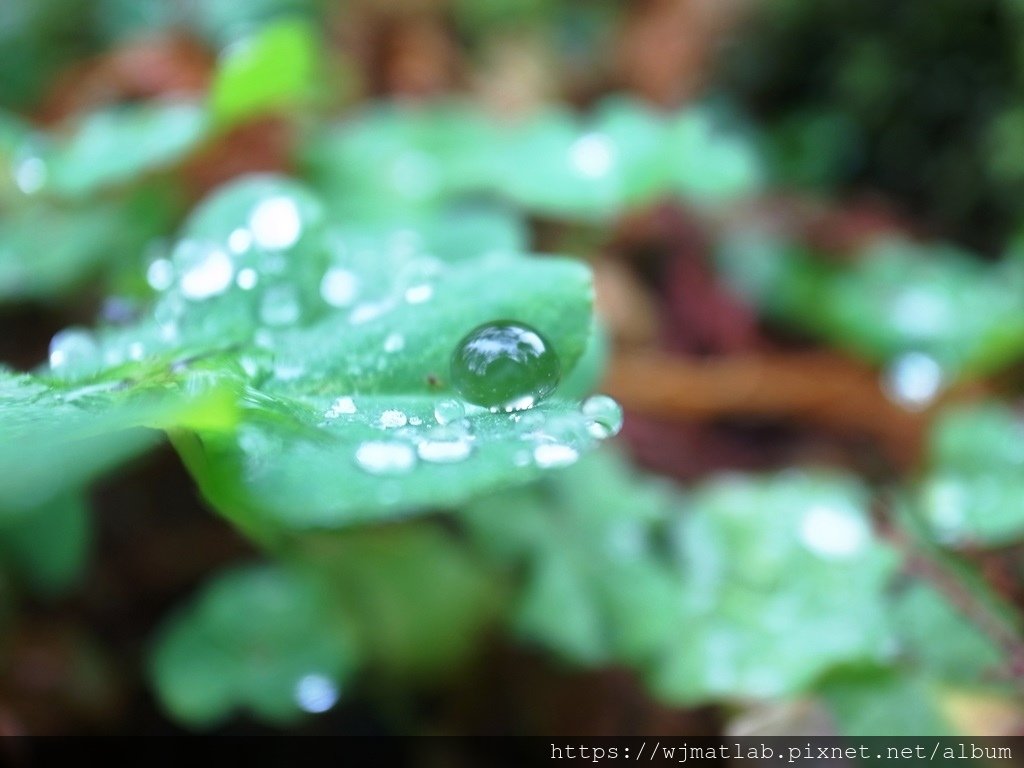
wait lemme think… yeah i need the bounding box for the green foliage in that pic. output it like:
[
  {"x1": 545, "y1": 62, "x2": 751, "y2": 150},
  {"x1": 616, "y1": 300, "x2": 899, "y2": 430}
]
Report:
[
  {"x1": 0, "y1": 492, "x2": 90, "y2": 596},
  {"x1": 209, "y1": 19, "x2": 322, "y2": 129},
  {"x1": 918, "y1": 403, "x2": 1024, "y2": 545},
  {"x1": 716, "y1": 233, "x2": 1024, "y2": 378},
  {"x1": 651, "y1": 471, "x2": 897, "y2": 703},
  {"x1": 303, "y1": 98, "x2": 764, "y2": 220},
  {"x1": 150, "y1": 563, "x2": 356, "y2": 727}
]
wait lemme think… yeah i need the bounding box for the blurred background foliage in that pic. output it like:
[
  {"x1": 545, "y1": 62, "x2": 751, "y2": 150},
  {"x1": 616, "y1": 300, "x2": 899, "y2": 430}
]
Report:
[{"x1": 1, "y1": 0, "x2": 1024, "y2": 744}]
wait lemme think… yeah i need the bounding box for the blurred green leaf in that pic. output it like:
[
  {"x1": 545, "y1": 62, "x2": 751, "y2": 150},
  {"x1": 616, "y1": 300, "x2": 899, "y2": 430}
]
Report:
[
  {"x1": 651, "y1": 471, "x2": 898, "y2": 703},
  {"x1": 917, "y1": 403, "x2": 1024, "y2": 546},
  {"x1": 0, "y1": 491, "x2": 90, "y2": 596},
  {"x1": 463, "y1": 448, "x2": 682, "y2": 666},
  {"x1": 150, "y1": 563, "x2": 356, "y2": 727},
  {"x1": 46, "y1": 102, "x2": 209, "y2": 198},
  {"x1": 716, "y1": 234, "x2": 1024, "y2": 379},
  {"x1": 209, "y1": 19, "x2": 321, "y2": 129}
]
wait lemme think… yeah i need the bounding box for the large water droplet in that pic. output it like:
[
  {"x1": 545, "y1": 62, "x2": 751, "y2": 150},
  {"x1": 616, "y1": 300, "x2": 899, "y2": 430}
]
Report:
[
  {"x1": 354, "y1": 441, "x2": 416, "y2": 475},
  {"x1": 450, "y1": 321, "x2": 560, "y2": 410},
  {"x1": 434, "y1": 398, "x2": 465, "y2": 425},
  {"x1": 249, "y1": 196, "x2": 302, "y2": 250},
  {"x1": 174, "y1": 240, "x2": 234, "y2": 300},
  {"x1": 581, "y1": 394, "x2": 623, "y2": 439},
  {"x1": 48, "y1": 328, "x2": 101, "y2": 378}
]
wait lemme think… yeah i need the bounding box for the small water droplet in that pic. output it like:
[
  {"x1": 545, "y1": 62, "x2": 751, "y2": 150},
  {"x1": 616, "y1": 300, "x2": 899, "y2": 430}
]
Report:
[
  {"x1": 48, "y1": 328, "x2": 100, "y2": 378},
  {"x1": 14, "y1": 156, "x2": 47, "y2": 194},
  {"x1": 325, "y1": 396, "x2": 357, "y2": 418},
  {"x1": 799, "y1": 504, "x2": 869, "y2": 560},
  {"x1": 236, "y1": 267, "x2": 258, "y2": 290},
  {"x1": 569, "y1": 132, "x2": 615, "y2": 179},
  {"x1": 434, "y1": 399, "x2": 465, "y2": 425},
  {"x1": 260, "y1": 284, "x2": 301, "y2": 326},
  {"x1": 249, "y1": 196, "x2": 302, "y2": 250},
  {"x1": 174, "y1": 240, "x2": 234, "y2": 300},
  {"x1": 409, "y1": 416, "x2": 423, "y2": 426},
  {"x1": 450, "y1": 321, "x2": 560, "y2": 410},
  {"x1": 349, "y1": 301, "x2": 391, "y2": 325},
  {"x1": 533, "y1": 443, "x2": 579, "y2": 469},
  {"x1": 355, "y1": 441, "x2": 416, "y2": 475},
  {"x1": 380, "y1": 409, "x2": 408, "y2": 429},
  {"x1": 883, "y1": 352, "x2": 943, "y2": 410},
  {"x1": 581, "y1": 394, "x2": 624, "y2": 439},
  {"x1": 294, "y1": 673, "x2": 339, "y2": 714},
  {"x1": 404, "y1": 284, "x2": 433, "y2": 304},
  {"x1": 384, "y1": 332, "x2": 405, "y2": 353},
  {"x1": 146, "y1": 258, "x2": 174, "y2": 292},
  {"x1": 320, "y1": 267, "x2": 360, "y2": 308},
  {"x1": 417, "y1": 437, "x2": 472, "y2": 464},
  {"x1": 127, "y1": 341, "x2": 145, "y2": 361}
]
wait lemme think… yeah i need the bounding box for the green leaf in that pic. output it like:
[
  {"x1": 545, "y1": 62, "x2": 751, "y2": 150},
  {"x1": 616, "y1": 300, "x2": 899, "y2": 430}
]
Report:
[
  {"x1": 650, "y1": 471, "x2": 898, "y2": 703},
  {"x1": 299, "y1": 523, "x2": 499, "y2": 678},
  {"x1": 17, "y1": 174, "x2": 601, "y2": 531},
  {"x1": 715, "y1": 234, "x2": 1024, "y2": 379},
  {"x1": 462, "y1": 448, "x2": 686, "y2": 666},
  {"x1": 917, "y1": 403, "x2": 1024, "y2": 545},
  {"x1": 46, "y1": 102, "x2": 209, "y2": 198},
  {"x1": 150, "y1": 562, "x2": 356, "y2": 728},
  {"x1": 821, "y1": 668, "x2": 952, "y2": 737},
  {"x1": 0, "y1": 187, "x2": 179, "y2": 302},
  {"x1": 209, "y1": 19, "x2": 321, "y2": 129},
  {"x1": 0, "y1": 367, "x2": 236, "y2": 513},
  {"x1": 0, "y1": 491, "x2": 90, "y2": 596}
]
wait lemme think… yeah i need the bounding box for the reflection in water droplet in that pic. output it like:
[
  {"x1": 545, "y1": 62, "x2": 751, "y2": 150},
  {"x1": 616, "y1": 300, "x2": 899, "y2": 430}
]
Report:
[
  {"x1": 798, "y1": 505, "x2": 869, "y2": 560},
  {"x1": 450, "y1": 321, "x2": 560, "y2": 410},
  {"x1": 228, "y1": 228, "x2": 253, "y2": 254},
  {"x1": 883, "y1": 352, "x2": 943, "y2": 410},
  {"x1": 533, "y1": 443, "x2": 579, "y2": 469},
  {"x1": 260, "y1": 284, "x2": 301, "y2": 326},
  {"x1": 582, "y1": 394, "x2": 624, "y2": 439},
  {"x1": 355, "y1": 441, "x2": 416, "y2": 475},
  {"x1": 325, "y1": 396, "x2": 357, "y2": 419},
  {"x1": 320, "y1": 267, "x2": 359, "y2": 308},
  {"x1": 380, "y1": 409, "x2": 408, "y2": 428},
  {"x1": 146, "y1": 258, "x2": 174, "y2": 291},
  {"x1": 236, "y1": 267, "x2": 258, "y2": 290},
  {"x1": 175, "y1": 241, "x2": 234, "y2": 300},
  {"x1": 249, "y1": 196, "x2": 302, "y2": 250},
  {"x1": 383, "y1": 333, "x2": 405, "y2": 353},
  {"x1": 48, "y1": 328, "x2": 100, "y2": 377},
  {"x1": 294, "y1": 673, "x2": 339, "y2": 714},
  {"x1": 404, "y1": 284, "x2": 434, "y2": 304},
  {"x1": 569, "y1": 132, "x2": 615, "y2": 179},
  {"x1": 434, "y1": 399, "x2": 465, "y2": 425}
]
